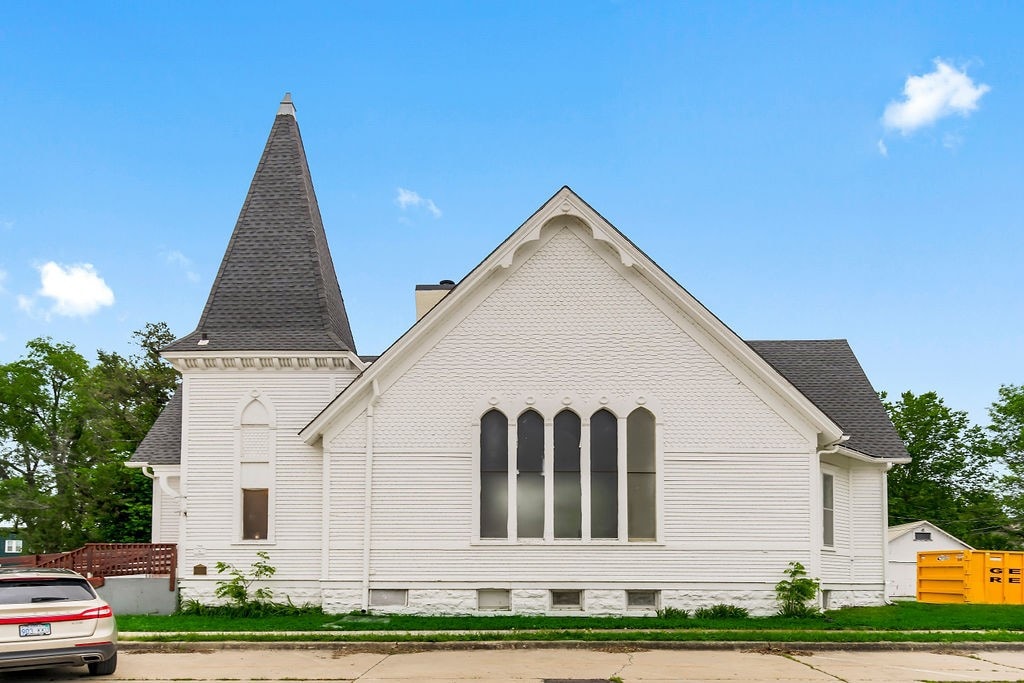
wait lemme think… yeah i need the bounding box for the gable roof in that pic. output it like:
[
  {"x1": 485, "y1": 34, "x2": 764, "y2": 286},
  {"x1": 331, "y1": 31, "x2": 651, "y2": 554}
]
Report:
[
  {"x1": 747, "y1": 340, "x2": 909, "y2": 461},
  {"x1": 129, "y1": 387, "x2": 182, "y2": 465},
  {"x1": 164, "y1": 94, "x2": 356, "y2": 354},
  {"x1": 887, "y1": 520, "x2": 973, "y2": 548},
  {"x1": 302, "y1": 187, "x2": 849, "y2": 448}
]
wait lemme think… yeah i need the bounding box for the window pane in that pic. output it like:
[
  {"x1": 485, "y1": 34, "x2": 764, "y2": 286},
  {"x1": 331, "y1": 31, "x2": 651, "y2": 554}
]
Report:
[
  {"x1": 822, "y1": 473, "x2": 834, "y2": 546},
  {"x1": 517, "y1": 473, "x2": 544, "y2": 537},
  {"x1": 590, "y1": 410, "x2": 618, "y2": 539},
  {"x1": 554, "y1": 411, "x2": 581, "y2": 472},
  {"x1": 550, "y1": 589, "x2": 582, "y2": 608},
  {"x1": 823, "y1": 508, "x2": 835, "y2": 547},
  {"x1": 591, "y1": 472, "x2": 618, "y2": 539},
  {"x1": 627, "y1": 409, "x2": 656, "y2": 541},
  {"x1": 478, "y1": 589, "x2": 511, "y2": 610},
  {"x1": 481, "y1": 410, "x2": 508, "y2": 472},
  {"x1": 627, "y1": 473, "x2": 656, "y2": 540},
  {"x1": 590, "y1": 409, "x2": 617, "y2": 471},
  {"x1": 242, "y1": 488, "x2": 269, "y2": 540},
  {"x1": 554, "y1": 411, "x2": 581, "y2": 539},
  {"x1": 480, "y1": 472, "x2": 509, "y2": 538},
  {"x1": 517, "y1": 411, "x2": 544, "y2": 538},
  {"x1": 369, "y1": 589, "x2": 407, "y2": 607},
  {"x1": 481, "y1": 410, "x2": 509, "y2": 539},
  {"x1": 517, "y1": 410, "x2": 544, "y2": 472},
  {"x1": 554, "y1": 473, "x2": 582, "y2": 538},
  {"x1": 626, "y1": 590, "x2": 659, "y2": 608}
]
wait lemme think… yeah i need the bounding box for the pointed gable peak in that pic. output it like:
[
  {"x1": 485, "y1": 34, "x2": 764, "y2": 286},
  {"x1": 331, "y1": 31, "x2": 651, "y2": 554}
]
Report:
[{"x1": 165, "y1": 95, "x2": 357, "y2": 354}]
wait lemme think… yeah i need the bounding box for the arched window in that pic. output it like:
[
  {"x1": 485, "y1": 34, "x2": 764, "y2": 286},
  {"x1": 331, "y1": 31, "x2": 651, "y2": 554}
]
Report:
[
  {"x1": 480, "y1": 409, "x2": 509, "y2": 539},
  {"x1": 239, "y1": 398, "x2": 272, "y2": 541},
  {"x1": 553, "y1": 410, "x2": 581, "y2": 539},
  {"x1": 590, "y1": 409, "x2": 618, "y2": 539},
  {"x1": 517, "y1": 410, "x2": 544, "y2": 538},
  {"x1": 627, "y1": 408, "x2": 656, "y2": 541}
]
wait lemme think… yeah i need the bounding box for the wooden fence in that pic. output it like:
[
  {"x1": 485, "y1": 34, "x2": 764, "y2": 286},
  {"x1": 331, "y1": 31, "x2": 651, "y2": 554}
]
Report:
[{"x1": 1, "y1": 543, "x2": 177, "y2": 591}]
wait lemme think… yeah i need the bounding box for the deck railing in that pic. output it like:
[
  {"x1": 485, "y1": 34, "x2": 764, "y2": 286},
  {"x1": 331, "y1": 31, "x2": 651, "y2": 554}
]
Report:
[{"x1": 2, "y1": 543, "x2": 177, "y2": 590}]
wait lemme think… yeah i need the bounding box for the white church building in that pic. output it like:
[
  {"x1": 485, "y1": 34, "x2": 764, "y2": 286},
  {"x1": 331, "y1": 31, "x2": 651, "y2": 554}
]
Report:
[{"x1": 130, "y1": 95, "x2": 910, "y2": 615}]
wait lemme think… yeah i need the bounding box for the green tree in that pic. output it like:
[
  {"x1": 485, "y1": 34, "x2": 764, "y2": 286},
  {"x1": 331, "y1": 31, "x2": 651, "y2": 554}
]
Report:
[
  {"x1": 990, "y1": 384, "x2": 1024, "y2": 538},
  {"x1": 0, "y1": 324, "x2": 178, "y2": 551},
  {"x1": 884, "y1": 390, "x2": 1017, "y2": 549}
]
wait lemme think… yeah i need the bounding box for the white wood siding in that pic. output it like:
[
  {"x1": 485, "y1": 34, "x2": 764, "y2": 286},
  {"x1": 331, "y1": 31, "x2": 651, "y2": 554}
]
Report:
[{"x1": 181, "y1": 370, "x2": 355, "y2": 576}]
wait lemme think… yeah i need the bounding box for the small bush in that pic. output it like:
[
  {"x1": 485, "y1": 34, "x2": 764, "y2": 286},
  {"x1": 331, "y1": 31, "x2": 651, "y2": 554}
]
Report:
[
  {"x1": 214, "y1": 551, "x2": 276, "y2": 606},
  {"x1": 656, "y1": 606, "x2": 689, "y2": 619},
  {"x1": 693, "y1": 604, "x2": 749, "y2": 619},
  {"x1": 177, "y1": 598, "x2": 322, "y2": 618},
  {"x1": 775, "y1": 561, "x2": 820, "y2": 617}
]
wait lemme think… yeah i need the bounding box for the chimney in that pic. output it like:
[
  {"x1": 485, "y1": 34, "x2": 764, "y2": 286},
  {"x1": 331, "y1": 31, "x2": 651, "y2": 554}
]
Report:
[{"x1": 415, "y1": 280, "x2": 456, "y2": 320}]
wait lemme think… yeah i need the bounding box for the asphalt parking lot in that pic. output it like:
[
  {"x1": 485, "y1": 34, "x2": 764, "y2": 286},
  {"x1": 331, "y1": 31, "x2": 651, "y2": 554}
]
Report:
[{"x1": 4, "y1": 645, "x2": 1024, "y2": 682}]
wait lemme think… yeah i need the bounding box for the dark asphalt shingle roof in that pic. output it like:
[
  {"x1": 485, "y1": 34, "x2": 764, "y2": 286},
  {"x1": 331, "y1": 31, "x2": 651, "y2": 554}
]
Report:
[
  {"x1": 164, "y1": 106, "x2": 356, "y2": 354},
  {"x1": 747, "y1": 339, "x2": 908, "y2": 460},
  {"x1": 129, "y1": 387, "x2": 182, "y2": 465}
]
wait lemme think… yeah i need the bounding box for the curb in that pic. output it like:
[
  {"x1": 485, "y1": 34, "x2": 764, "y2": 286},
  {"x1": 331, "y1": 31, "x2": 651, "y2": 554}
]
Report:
[{"x1": 118, "y1": 640, "x2": 1024, "y2": 654}]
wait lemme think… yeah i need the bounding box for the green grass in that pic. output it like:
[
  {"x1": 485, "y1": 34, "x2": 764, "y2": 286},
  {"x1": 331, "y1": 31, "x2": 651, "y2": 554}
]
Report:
[{"x1": 117, "y1": 601, "x2": 1024, "y2": 638}]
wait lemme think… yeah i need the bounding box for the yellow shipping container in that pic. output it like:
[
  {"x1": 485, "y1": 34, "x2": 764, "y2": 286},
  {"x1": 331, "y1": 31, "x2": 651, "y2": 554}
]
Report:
[{"x1": 918, "y1": 550, "x2": 1024, "y2": 604}]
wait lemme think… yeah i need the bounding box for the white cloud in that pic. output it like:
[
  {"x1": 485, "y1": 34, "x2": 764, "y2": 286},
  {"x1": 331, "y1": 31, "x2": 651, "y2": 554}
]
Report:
[
  {"x1": 883, "y1": 59, "x2": 990, "y2": 135},
  {"x1": 24, "y1": 262, "x2": 115, "y2": 317},
  {"x1": 395, "y1": 187, "x2": 442, "y2": 219},
  {"x1": 0, "y1": 268, "x2": 7, "y2": 294},
  {"x1": 877, "y1": 139, "x2": 888, "y2": 157},
  {"x1": 164, "y1": 249, "x2": 200, "y2": 283}
]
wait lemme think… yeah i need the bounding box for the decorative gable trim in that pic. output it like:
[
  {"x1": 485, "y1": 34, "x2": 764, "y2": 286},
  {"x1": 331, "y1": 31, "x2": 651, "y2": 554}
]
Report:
[
  {"x1": 164, "y1": 351, "x2": 364, "y2": 373},
  {"x1": 301, "y1": 187, "x2": 843, "y2": 447}
]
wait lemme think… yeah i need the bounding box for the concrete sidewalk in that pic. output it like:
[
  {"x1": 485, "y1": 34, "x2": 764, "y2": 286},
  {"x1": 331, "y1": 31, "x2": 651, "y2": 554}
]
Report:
[{"x1": 7, "y1": 645, "x2": 1024, "y2": 682}]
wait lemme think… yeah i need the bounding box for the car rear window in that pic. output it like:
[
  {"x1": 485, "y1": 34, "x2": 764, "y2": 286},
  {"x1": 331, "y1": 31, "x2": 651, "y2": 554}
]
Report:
[{"x1": 0, "y1": 578, "x2": 96, "y2": 604}]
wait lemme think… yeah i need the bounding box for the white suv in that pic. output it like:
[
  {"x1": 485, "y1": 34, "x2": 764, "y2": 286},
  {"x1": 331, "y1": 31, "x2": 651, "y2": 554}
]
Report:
[{"x1": 0, "y1": 568, "x2": 117, "y2": 675}]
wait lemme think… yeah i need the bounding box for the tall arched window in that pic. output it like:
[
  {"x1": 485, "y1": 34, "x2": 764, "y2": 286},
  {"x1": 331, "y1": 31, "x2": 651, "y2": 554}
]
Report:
[
  {"x1": 517, "y1": 410, "x2": 544, "y2": 538},
  {"x1": 590, "y1": 409, "x2": 618, "y2": 539},
  {"x1": 240, "y1": 398, "x2": 271, "y2": 541},
  {"x1": 480, "y1": 409, "x2": 508, "y2": 539},
  {"x1": 553, "y1": 410, "x2": 581, "y2": 539},
  {"x1": 627, "y1": 408, "x2": 656, "y2": 541}
]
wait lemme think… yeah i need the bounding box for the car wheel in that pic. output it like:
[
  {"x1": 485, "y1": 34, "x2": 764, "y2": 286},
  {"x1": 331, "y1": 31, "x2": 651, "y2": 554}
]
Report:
[{"x1": 87, "y1": 652, "x2": 117, "y2": 676}]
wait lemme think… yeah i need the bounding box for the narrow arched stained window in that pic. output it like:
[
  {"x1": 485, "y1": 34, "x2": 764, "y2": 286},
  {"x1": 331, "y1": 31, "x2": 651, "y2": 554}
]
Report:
[
  {"x1": 480, "y1": 409, "x2": 509, "y2": 539},
  {"x1": 590, "y1": 409, "x2": 618, "y2": 539},
  {"x1": 517, "y1": 409, "x2": 544, "y2": 538},
  {"x1": 627, "y1": 408, "x2": 656, "y2": 541},
  {"x1": 553, "y1": 410, "x2": 582, "y2": 539}
]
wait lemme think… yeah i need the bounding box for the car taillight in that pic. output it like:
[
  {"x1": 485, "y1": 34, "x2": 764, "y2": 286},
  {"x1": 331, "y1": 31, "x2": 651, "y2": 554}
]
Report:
[{"x1": 78, "y1": 606, "x2": 113, "y2": 620}]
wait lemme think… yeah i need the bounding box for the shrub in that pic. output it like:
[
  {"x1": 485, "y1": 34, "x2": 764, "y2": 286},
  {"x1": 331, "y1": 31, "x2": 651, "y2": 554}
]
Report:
[
  {"x1": 775, "y1": 561, "x2": 821, "y2": 617},
  {"x1": 693, "y1": 603, "x2": 749, "y2": 619},
  {"x1": 656, "y1": 606, "x2": 689, "y2": 619},
  {"x1": 214, "y1": 551, "x2": 276, "y2": 607}
]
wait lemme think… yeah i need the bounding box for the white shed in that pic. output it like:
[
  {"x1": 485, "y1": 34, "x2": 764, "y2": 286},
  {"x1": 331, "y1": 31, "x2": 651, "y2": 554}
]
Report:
[{"x1": 887, "y1": 521, "x2": 972, "y2": 598}]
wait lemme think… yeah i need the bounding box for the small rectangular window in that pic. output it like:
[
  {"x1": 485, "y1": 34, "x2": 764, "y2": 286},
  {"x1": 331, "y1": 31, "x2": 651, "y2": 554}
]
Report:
[
  {"x1": 478, "y1": 589, "x2": 511, "y2": 610},
  {"x1": 914, "y1": 531, "x2": 932, "y2": 541},
  {"x1": 4, "y1": 540, "x2": 23, "y2": 554},
  {"x1": 626, "y1": 590, "x2": 659, "y2": 609},
  {"x1": 242, "y1": 488, "x2": 269, "y2": 540},
  {"x1": 822, "y1": 473, "x2": 834, "y2": 547},
  {"x1": 369, "y1": 589, "x2": 408, "y2": 607},
  {"x1": 550, "y1": 589, "x2": 582, "y2": 609}
]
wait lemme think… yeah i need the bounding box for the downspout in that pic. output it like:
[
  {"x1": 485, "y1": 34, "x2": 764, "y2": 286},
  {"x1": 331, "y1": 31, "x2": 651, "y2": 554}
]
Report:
[
  {"x1": 361, "y1": 378, "x2": 382, "y2": 612},
  {"x1": 882, "y1": 461, "x2": 894, "y2": 604}
]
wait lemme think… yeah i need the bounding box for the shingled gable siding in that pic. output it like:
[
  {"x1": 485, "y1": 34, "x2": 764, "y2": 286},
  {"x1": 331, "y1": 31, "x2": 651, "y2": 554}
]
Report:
[
  {"x1": 179, "y1": 369, "x2": 358, "y2": 584},
  {"x1": 315, "y1": 225, "x2": 875, "y2": 613}
]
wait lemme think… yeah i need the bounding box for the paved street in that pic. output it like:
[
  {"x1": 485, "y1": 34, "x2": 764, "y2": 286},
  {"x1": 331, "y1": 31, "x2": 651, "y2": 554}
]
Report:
[{"x1": 4, "y1": 646, "x2": 1024, "y2": 682}]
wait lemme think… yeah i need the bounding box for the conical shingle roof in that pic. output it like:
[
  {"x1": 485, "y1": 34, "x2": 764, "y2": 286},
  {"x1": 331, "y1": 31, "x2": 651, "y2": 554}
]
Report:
[{"x1": 165, "y1": 94, "x2": 356, "y2": 353}]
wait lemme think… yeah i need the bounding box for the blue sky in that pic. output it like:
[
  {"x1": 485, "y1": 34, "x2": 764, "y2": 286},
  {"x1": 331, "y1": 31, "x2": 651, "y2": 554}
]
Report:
[{"x1": 0, "y1": 2, "x2": 1020, "y2": 424}]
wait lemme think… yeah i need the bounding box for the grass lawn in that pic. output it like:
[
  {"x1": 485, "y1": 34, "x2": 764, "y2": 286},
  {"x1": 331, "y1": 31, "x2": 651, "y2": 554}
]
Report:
[{"x1": 117, "y1": 602, "x2": 1024, "y2": 642}]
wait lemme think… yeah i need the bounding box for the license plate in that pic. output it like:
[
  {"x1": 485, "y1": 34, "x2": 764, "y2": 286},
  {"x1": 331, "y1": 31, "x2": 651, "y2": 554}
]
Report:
[{"x1": 19, "y1": 623, "x2": 51, "y2": 637}]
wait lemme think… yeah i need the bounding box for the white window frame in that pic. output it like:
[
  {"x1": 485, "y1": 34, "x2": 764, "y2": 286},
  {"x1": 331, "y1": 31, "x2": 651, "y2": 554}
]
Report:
[{"x1": 473, "y1": 396, "x2": 661, "y2": 545}]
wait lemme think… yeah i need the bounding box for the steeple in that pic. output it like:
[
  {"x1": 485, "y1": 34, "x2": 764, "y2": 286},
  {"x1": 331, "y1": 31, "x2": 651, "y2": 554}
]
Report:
[{"x1": 165, "y1": 94, "x2": 357, "y2": 353}]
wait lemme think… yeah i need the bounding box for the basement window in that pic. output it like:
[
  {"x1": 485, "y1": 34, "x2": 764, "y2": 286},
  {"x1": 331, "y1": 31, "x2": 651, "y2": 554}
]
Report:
[
  {"x1": 369, "y1": 589, "x2": 408, "y2": 607},
  {"x1": 477, "y1": 589, "x2": 511, "y2": 611},
  {"x1": 626, "y1": 590, "x2": 659, "y2": 609},
  {"x1": 550, "y1": 590, "x2": 582, "y2": 610}
]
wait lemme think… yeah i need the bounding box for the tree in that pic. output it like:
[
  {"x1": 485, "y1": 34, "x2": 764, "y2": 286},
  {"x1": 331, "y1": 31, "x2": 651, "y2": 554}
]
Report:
[
  {"x1": 0, "y1": 324, "x2": 178, "y2": 551},
  {"x1": 990, "y1": 384, "x2": 1024, "y2": 538},
  {"x1": 884, "y1": 390, "x2": 1017, "y2": 549}
]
